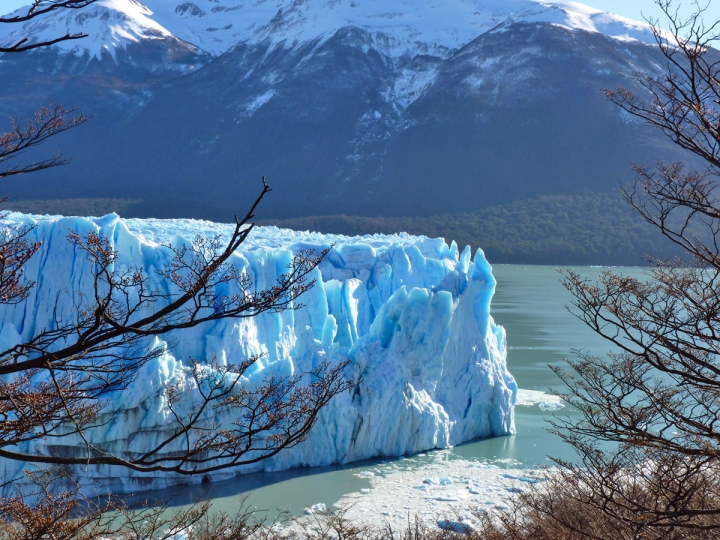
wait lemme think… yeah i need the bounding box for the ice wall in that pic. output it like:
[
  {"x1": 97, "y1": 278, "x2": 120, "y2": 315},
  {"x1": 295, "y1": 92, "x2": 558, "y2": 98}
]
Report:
[{"x1": 0, "y1": 213, "x2": 516, "y2": 493}]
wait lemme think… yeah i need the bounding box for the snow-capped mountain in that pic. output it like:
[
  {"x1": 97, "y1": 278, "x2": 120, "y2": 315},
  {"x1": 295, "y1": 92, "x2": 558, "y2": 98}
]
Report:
[
  {"x1": 0, "y1": 0, "x2": 699, "y2": 225},
  {"x1": 1, "y1": 0, "x2": 658, "y2": 60}
]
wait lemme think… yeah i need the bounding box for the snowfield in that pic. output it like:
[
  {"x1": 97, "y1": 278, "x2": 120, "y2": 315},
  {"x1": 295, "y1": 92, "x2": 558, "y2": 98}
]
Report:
[
  {"x1": 0, "y1": 0, "x2": 659, "y2": 60},
  {"x1": 0, "y1": 213, "x2": 517, "y2": 494}
]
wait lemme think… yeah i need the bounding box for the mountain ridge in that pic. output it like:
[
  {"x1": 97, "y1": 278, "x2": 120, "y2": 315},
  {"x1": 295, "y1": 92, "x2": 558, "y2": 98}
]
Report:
[
  {"x1": 0, "y1": 0, "x2": 704, "y2": 265},
  {"x1": 0, "y1": 0, "x2": 660, "y2": 62}
]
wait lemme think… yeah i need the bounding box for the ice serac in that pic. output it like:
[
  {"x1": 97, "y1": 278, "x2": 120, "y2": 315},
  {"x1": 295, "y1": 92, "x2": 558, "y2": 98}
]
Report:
[{"x1": 0, "y1": 213, "x2": 516, "y2": 493}]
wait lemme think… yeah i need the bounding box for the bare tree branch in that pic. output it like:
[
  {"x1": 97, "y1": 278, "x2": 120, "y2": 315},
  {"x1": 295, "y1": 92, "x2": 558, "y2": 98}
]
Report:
[
  {"x1": 0, "y1": 0, "x2": 97, "y2": 53},
  {"x1": 0, "y1": 177, "x2": 351, "y2": 476},
  {"x1": 0, "y1": 103, "x2": 87, "y2": 180},
  {"x1": 526, "y1": 1, "x2": 720, "y2": 534}
]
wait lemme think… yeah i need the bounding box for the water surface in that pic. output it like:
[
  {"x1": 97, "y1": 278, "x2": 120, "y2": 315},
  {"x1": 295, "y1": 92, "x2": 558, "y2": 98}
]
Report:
[{"x1": 136, "y1": 264, "x2": 644, "y2": 517}]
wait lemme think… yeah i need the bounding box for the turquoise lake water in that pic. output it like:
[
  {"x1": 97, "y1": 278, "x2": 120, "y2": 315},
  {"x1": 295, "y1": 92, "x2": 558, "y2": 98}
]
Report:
[{"x1": 135, "y1": 264, "x2": 643, "y2": 518}]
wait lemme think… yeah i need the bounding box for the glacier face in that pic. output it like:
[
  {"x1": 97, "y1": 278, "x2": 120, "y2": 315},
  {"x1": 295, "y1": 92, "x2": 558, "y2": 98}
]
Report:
[{"x1": 0, "y1": 213, "x2": 516, "y2": 493}]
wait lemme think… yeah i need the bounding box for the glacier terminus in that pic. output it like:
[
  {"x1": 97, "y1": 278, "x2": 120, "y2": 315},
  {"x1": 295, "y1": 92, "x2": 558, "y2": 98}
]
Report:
[{"x1": 0, "y1": 213, "x2": 516, "y2": 493}]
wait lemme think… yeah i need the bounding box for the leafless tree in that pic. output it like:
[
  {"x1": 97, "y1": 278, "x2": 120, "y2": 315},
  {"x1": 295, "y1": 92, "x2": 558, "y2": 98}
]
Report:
[
  {"x1": 0, "y1": 1, "x2": 94, "y2": 307},
  {"x1": 0, "y1": 466, "x2": 269, "y2": 540},
  {"x1": 0, "y1": 0, "x2": 351, "y2": 493},
  {"x1": 3, "y1": 180, "x2": 350, "y2": 479},
  {"x1": 476, "y1": 1, "x2": 720, "y2": 537},
  {"x1": 0, "y1": 0, "x2": 91, "y2": 178},
  {"x1": 0, "y1": 103, "x2": 87, "y2": 181},
  {"x1": 0, "y1": 1, "x2": 91, "y2": 184},
  {"x1": 0, "y1": 102, "x2": 88, "y2": 306},
  {"x1": 0, "y1": 176, "x2": 350, "y2": 476}
]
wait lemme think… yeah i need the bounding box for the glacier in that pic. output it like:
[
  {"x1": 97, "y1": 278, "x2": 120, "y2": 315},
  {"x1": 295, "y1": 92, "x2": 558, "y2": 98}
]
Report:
[{"x1": 0, "y1": 213, "x2": 516, "y2": 494}]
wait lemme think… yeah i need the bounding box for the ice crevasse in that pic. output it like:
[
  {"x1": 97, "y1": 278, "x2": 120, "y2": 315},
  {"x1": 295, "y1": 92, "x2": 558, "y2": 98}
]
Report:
[{"x1": 0, "y1": 213, "x2": 517, "y2": 493}]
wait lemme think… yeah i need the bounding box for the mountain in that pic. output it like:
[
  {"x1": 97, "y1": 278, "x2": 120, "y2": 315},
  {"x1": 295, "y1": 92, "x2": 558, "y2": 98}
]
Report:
[
  {"x1": 0, "y1": 0, "x2": 701, "y2": 262},
  {"x1": 0, "y1": 0, "x2": 660, "y2": 59}
]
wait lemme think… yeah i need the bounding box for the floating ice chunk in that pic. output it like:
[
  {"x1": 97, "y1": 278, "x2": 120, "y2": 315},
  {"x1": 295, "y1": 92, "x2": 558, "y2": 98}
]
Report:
[
  {"x1": 304, "y1": 503, "x2": 327, "y2": 515},
  {"x1": 423, "y1": 476, "x2": 453, "y2": 486},
  {"x1": 470, "y1": 463, "x2": 499, "y2": 469},
  {"x1": 538, "y1": 400, "x2": 565, "y2": 411},
  {"x1": 329, "y1": 455, "x2": 536, "y2": 533},
  {"x1": 360, "y1": 488, "x2": 372, "y2": 494},
  {"x1": 496, "y1": 460, "x2": 522, "y2": 467},
  {"x1": 356, "y1": 471, "x2": 375, "y2": 478},
  {"x1": 437, "y1": 520, "x2": 472, "y2": 533},
  {"x1": 516, "y1": 389, "x2": 564, "y2": 410},
  {"x1": 517, "y1": 476, "x2": 543, "y2": 484},
  {"x1": 423, "y1": 476, "x2": 453, "y2": 485}
]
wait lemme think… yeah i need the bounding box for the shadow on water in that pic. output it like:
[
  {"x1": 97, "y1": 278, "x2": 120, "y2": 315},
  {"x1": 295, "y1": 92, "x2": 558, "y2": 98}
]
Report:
[{"x1": 123, "y1": 458, "x2": 377, "y2": 514}]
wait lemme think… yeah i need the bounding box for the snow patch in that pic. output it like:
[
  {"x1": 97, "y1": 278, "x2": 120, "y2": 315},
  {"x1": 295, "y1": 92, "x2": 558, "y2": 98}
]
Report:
[
  {"x1": 382, "y1": 65, "x2": 439, "y2": 109},
  {"x1": 243, "y1": 89, "x2": 275, "y2": 116}
]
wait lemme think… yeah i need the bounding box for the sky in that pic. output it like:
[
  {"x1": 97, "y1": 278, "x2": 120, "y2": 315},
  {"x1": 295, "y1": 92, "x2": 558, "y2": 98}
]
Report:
[
  {"x1": 590, "y1": 0, "x2": 720, "y2": 24},
  {"x1": 1, "y1": 0, "x2": 719, "y2": 25}
]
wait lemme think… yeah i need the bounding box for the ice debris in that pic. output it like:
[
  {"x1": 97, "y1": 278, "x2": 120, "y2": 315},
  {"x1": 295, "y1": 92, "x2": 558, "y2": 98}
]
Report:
[
  {"x1": 538, "y1": 400, "x2": 565, "y2": 411},
  {"x1": 515, "y1": 389, "x2": 564, "y2": 410},
  {"x1": 304, "y1": 503, "x2": 327, "y2": 515},
  {"x1": 423, "y1": 477, "x2": 453, "y2": 485},
  {"x1": 331, "y1": 452, "x2": 544, "y2": 533},
  {"x1": 437, "y1": 520, "x2": 472, "y2": 533}
]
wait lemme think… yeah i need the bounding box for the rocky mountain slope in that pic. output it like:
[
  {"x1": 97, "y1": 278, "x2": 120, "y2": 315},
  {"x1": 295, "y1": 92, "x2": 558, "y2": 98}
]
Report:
[{"x1": 0, "y1": 0, "x2": 698, "y2": 230}]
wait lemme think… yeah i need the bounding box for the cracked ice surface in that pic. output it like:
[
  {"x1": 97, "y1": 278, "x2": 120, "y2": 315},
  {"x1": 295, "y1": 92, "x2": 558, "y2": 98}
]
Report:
[
  {"x1": 326, "y1": 452, "x2": 543, "y2": 532},
  {"x1": 0, "y1": 213, "x2": 516, "y2": 494}
]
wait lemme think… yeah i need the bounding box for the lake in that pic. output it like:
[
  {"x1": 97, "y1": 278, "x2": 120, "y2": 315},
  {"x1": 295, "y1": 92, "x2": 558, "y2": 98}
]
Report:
[{"x1": 134, "y1": 264, "x2": 643, "y2": 521}]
